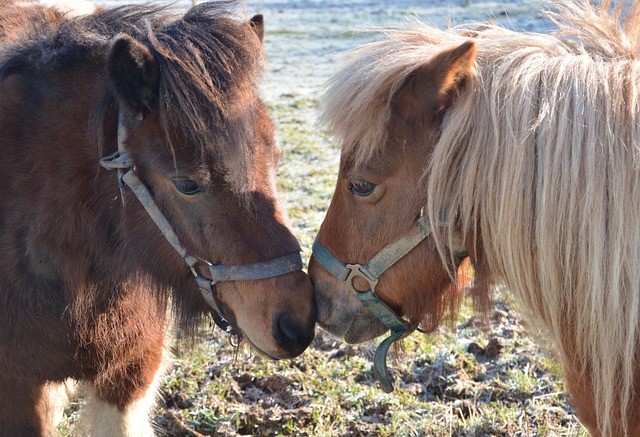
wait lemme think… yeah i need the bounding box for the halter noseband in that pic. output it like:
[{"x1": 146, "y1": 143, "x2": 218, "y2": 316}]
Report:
[
  {"x1": 100, "y1": 112, "x2": 303, "y2": 335},
  {"x1": 313, "y1": 214, "x2": 467, "y2": 392}
]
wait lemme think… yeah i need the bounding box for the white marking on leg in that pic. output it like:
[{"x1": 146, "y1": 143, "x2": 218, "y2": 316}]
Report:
[
  {"x1": 41, "y1": 379, "x2": 77, "y2": 436},
  {"x1": 76, "y1": 348, "x2": 172, "y2": 437}
]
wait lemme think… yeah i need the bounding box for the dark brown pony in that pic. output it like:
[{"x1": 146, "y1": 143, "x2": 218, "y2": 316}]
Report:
[
  {"x1": 310, "y1": 1, "x2": 640, "y2": 435},
  {"x1": 0, "y1": 1, "x2": 315, "y2": 435}
]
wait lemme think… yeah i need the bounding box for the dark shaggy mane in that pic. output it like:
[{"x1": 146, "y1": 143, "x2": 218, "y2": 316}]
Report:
[{"x1": 0, "y1": 1, "x2": 263, "y2": 185}]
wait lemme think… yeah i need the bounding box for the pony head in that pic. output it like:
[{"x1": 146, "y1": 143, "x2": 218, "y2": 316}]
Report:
[
  {"x1": 309, "y1": 37, "x2": 476, "y2": 343},
  {"x1": 101, "y1": 8, "x2": 316, "y2": 358},
  {"x1": 0, "y1": 4, "x2": 316, "y2": 359},
  {"x1": 310, "y1": 1, "x2": 640, "y2": 434}
]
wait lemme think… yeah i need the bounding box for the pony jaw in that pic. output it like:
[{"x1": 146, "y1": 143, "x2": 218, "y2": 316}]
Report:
[{"x1": 343, "y1": 313, "x2": 387, "y2": 344}]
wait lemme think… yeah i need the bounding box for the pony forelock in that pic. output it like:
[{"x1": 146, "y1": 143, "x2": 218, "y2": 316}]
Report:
[{"x1": 320, "y1": 25, "x2": 469, "y2": 166}]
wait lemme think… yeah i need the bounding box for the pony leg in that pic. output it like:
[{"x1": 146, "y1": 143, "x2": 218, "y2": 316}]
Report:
[
  {"x1": 42, "y1": 379, "x2": 76, "y2": 433},
  {"x1": 79, "y1": 386, "x2": 157, "y2": 437},
  {"x1": 0, "y1": 376, "x2": 53, "y2": 436},
  {"x1": 76, "y1": 346, "x2": 171, "y2": 437}
]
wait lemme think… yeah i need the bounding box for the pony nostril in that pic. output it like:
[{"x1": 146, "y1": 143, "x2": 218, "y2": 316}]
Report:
[{"x1": 272, "y1": 313, "x2": 314, "y2": 357}]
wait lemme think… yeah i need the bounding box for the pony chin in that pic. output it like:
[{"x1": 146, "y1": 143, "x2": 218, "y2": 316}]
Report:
[
  {"x1": 317, "y1": 312, "x2": 387, "y2": 344},
  {"x1": 342, "y1": 313, "x2": 388, "y2": 344}
]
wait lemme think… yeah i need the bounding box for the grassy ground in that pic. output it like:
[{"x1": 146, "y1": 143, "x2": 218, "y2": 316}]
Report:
[{"x1": 152, "y1": 293, "x2": 588, "y2": 437}]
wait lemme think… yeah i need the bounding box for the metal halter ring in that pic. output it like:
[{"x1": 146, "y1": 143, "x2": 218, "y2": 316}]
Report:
[{"x1": 345, "y1": 264, "x2": 379, "y2": 293}]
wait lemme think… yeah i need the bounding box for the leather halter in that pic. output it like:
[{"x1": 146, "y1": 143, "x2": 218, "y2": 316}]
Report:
[
  {"x1": 100, "y1": 112, "x2": 303, "y2": 334},
  {"x1": 312, "y1": 214, "x2": 467, "y2": 392}
]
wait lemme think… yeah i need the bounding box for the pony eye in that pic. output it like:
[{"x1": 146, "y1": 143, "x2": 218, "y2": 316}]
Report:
[
  {"x1": 348, "y1": 179, "x2": 376, "y2": 197},
  {"x1": 172, "y1": 178, "x2": 201, "y2": 195}
]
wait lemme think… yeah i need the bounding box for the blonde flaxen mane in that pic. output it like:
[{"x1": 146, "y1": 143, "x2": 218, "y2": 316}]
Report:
[{"x1": 322, "y1": 1, "x2": 640, "y2": 435}]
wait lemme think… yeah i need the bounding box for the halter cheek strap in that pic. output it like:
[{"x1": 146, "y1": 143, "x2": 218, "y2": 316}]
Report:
[
  {"x1": 100, "y1": 111, "x2": 303, "y2": 334},
  {"x1": 312, "y1": 216, "x2": 432, "y2": 392}
]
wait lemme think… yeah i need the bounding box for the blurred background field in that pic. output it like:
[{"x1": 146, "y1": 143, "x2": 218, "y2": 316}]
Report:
[{"x1": 63, "y1": 1, "x2": 587, "y2": 435}]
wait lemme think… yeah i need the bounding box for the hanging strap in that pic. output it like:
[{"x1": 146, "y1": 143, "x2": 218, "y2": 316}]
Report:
[{"x1": 312, "y1": 216, "x2": 433, "y2": 392}]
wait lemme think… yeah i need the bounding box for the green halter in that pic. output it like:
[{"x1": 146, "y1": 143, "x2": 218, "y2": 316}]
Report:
[
  {"x1": 312, "y1": 216, "x2": 433, "y2": 392},
  {"x1": 313, "y1": 213, "x2": 468, "y2": 392}
]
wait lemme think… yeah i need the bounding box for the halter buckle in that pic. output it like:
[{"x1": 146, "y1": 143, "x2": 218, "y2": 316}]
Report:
[{"x1": 345, "y1": 264, "x2": 378, "y2": 293}]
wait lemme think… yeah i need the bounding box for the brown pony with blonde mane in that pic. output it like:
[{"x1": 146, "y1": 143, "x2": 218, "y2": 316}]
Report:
[
  {"x1": 0, "y1": 1, "x2": 315, "y2": 435},
  {"x1": 309, "y1": 1, "x2": 640, "y2": 435}
]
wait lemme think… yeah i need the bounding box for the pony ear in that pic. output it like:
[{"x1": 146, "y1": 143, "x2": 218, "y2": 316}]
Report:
[
  {"x1": 249, "y1": 14, "x2": 264, "y2": 43},
  {"x1": 393, "y1": 40, "x2": 476, "y2": 120},
  {"x1": 107, "y1": 34, "x2": 159, "y2": 115}
]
